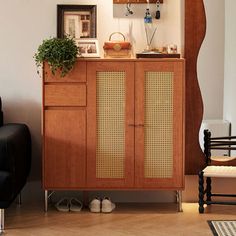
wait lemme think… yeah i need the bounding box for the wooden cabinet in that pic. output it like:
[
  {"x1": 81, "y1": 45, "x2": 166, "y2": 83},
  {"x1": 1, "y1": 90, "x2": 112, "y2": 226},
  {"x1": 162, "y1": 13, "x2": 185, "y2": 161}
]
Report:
[{"x1": 43, "y1": 59, "x2": 185, "y2": 192}]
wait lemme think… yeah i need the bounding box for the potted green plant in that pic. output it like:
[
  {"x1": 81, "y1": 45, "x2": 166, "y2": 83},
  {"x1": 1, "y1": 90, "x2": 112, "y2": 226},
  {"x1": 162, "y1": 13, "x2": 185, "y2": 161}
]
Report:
[{"x1": 34, "y1": 36, "x2": 79, "y2": 77}]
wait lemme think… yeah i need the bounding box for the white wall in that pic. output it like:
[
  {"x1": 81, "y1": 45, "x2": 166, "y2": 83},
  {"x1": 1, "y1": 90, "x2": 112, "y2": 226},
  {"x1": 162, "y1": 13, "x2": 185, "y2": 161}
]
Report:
[
  {"x1": 224, "y1": 0, "x2": 236, "y2": 136},
  {"x1": 197, "y1": 0, "x2": 225, "y2": 119}
]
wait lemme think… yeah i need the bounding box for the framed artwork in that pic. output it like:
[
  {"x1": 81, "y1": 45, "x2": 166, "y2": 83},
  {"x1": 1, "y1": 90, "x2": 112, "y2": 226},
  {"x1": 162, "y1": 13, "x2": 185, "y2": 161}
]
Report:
[
  {"x1": 77, "y1": 39, "x2": 100, "y2": 58},
  {"x1": 57, "y1": 5, "x2": 97, "y2": 39}
]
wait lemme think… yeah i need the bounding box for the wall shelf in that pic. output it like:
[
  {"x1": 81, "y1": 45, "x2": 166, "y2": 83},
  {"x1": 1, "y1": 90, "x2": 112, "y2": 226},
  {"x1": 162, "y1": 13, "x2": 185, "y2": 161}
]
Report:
[{"x1": 114, "y1": 0, "x2": 163, "y2": 4}]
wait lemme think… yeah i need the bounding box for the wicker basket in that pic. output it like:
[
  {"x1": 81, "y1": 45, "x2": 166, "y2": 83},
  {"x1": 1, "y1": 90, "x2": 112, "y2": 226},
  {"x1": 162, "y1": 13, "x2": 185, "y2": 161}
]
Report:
[{"x1": 103, "y1": 32, "x2": 132, "y2": 58}]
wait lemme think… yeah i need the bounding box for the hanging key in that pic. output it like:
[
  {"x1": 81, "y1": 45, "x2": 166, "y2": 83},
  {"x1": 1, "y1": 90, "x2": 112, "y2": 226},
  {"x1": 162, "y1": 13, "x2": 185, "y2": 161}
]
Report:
[{"x1": 155, "y1": 0, "x2": 161, "y2": 19}]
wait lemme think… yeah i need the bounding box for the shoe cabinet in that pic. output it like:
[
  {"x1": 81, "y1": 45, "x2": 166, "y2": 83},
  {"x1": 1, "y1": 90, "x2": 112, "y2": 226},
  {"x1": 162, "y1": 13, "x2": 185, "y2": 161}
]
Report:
[{"x1": 42, "y1": 58, "x2": 185, "y2": 211}]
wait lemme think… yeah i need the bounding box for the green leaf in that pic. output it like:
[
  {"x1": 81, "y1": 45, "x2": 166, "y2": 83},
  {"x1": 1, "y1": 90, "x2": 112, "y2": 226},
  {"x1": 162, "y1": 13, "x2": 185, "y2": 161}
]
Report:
[{"x1": 34, "y1": 36, "x2": 80, "y2": 77}]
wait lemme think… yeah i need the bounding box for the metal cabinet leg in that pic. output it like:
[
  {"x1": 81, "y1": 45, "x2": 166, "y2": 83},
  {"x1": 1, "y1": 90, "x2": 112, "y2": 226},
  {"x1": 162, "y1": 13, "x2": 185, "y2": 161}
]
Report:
[
  {"x1": 44, "y1": 190, "x2": 55, "y2": 212},
  {"x1": 177, "y1": 190, "x2": 183, "y2": 212},
  {"x1": 18, "y1": 192, "x2": 22, "y2": 205},
  {"x1": 45, "y1": 190, "x2": 48, "y2": 212},
  {"x1": 0, "y1": 209, "x2": 4, "y2": 233}
]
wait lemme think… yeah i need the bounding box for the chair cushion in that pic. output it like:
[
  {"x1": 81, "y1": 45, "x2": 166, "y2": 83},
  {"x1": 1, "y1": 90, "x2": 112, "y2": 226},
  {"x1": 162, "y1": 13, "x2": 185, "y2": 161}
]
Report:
[
  {"x1": 203, "y1": 166, "x2": 236, "y2": 178},
  {"x1": 210, "y1": 156, "x2": 236, "y2": 162}
]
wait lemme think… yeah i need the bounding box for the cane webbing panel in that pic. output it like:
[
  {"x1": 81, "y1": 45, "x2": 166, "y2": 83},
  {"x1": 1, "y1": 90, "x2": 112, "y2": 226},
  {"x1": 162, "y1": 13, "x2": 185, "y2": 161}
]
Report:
[
  {"x1": 144, "y1": 72, "x2": 174, "y2": 178},
  {"x1": 96, "y1": 72, "x2": 126, "y2": 178}
]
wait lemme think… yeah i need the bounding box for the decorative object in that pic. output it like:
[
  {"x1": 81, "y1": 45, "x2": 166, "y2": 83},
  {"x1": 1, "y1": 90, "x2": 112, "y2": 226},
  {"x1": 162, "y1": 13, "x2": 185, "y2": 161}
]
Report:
[
  {"x1": 184, "y1": 0, "x2": 206, "y2": 174},
  {"x1": 103, "y1": 32, "x2": 132, "y2": 58},
  {"x1": 34, "y1": 36, "x2": 79, "y2": 77},
  {"x1": 136, "y1": 52, "x2": 180, "y2": 58},
  {"x1": 155, "y1": 0, "x2": 161, "y2": 19},
  {"x1": 144, "y1": 8, "x2": 152, "y2": 23},
  {"x1": 167, "y1": 44, "x2": 178, "y2": 54},
  {"x1": 125, "y1": 3, "x2": 134, "y2": 16},
  {"x1": 57, "y1": 5, "x2": 97, "y2": 39},
  {"x1": 208, "y1": 221, "x2": 236, "y2": 236},
  {"x1": 77, "y1": 39, "x2": 100, "y2": 58},
  {"x1": 144, "y1": 24, "x2": 157, "y2": 51},
  {"x1": 113, "y1": 0, "x2": 163, "y2": 4}
]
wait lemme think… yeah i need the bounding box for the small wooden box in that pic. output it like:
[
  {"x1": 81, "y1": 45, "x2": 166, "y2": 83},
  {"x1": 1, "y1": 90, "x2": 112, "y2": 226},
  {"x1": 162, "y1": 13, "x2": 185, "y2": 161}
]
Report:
[{"x1": 103, "y1": 32, "x2": 132, "y2": 58}]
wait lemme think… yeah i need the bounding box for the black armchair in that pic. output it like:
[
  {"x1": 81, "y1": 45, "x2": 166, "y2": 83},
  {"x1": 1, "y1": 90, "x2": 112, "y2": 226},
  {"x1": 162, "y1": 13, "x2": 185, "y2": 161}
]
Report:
[{"x1": 0, "y1": 98, "x2": 31, "y2": 232}]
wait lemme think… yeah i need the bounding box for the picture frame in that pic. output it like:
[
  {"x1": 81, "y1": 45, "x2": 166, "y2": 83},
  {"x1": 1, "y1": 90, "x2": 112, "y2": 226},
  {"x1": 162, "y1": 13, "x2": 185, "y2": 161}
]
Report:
[
  {"x1": 77, "y1": 39, "x2": 100, "y2": 58},
  {"x1": 57, "y1": 5, "x2": 97, "y2": 39}
]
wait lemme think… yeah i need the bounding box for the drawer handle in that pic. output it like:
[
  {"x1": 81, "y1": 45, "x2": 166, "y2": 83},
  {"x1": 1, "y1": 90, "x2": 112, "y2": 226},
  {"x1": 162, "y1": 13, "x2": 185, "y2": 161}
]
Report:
[
  {"x1": 128, "y1": 124, "x2": 135, "y2": 127},
  {"x1": 128, "y1": 124, "x2": 144, "y2": 127},
  {"x1": 137, "y1": 124, "x2": 144, "y2": 127}
]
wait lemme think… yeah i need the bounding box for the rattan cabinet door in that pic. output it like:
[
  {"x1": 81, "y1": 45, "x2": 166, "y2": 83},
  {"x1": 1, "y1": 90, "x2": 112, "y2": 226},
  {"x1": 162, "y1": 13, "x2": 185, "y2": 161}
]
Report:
[
  {"x1": 135, "y1": 61, "x2": 185, "y2": 189},
  {"x1": 87, "y1": 62, "x2": 135, "y2": 188}
]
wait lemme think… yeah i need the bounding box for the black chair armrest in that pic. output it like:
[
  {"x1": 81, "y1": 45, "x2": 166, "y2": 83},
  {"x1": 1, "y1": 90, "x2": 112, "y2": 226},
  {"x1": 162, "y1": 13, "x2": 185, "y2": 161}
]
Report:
[
  {"x1": 0, "y1": 97, "x2": 3, "y2": 127},
  {"x1": 0, "y1": 124, "x2": 31, "y2": 177}
]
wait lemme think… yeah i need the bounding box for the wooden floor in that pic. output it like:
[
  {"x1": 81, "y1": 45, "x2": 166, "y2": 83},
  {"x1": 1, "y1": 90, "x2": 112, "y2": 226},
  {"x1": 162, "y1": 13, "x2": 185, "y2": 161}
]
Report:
[{"x1": 4, "y1": 202, "x2": 236, "y2": 236}]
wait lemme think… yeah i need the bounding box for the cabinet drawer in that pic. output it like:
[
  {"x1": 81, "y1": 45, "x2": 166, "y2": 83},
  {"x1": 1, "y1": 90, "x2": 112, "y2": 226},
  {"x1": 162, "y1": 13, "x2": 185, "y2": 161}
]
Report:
[
  {"x1": 44, "y1": 84, "x2": 86, "y2": 106},
  {"x1": 44, "y1": 61, "x2": 86, "y2": 82}
]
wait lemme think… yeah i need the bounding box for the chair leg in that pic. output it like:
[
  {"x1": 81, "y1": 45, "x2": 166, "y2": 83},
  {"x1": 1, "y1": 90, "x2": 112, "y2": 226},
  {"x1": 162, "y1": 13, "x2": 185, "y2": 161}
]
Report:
[
  {"x1": 206, "y1": 177, "x2": 212, "y2": 204},
  {"x1": 198, "y1": 171, "x2": 205, "y2": 213},
  {"x1": 0, "y1": 209, "x2": 4, "y2": 233}
]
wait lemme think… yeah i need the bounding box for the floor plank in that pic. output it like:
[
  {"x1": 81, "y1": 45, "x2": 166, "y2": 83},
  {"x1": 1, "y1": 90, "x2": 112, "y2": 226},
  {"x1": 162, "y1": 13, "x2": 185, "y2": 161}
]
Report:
[{"x1": 4, "y1": 203, "x2": 236, "y2": 235}]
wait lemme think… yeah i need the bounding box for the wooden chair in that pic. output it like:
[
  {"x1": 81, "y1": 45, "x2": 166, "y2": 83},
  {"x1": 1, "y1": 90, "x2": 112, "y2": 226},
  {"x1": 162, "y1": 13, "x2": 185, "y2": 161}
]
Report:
[{"x1": 198, "y1": 129, "x2": 236, "y2": 213}]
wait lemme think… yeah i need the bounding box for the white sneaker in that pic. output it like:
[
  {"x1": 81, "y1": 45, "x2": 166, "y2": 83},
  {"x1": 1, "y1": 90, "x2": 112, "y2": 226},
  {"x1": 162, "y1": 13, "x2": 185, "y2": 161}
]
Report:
[
  {"x1": 89, "y1": 197, "x2": 101, "y2": 213},
  {"x1": 101, "y1": 197, "x2": 116, "y2": 213}
]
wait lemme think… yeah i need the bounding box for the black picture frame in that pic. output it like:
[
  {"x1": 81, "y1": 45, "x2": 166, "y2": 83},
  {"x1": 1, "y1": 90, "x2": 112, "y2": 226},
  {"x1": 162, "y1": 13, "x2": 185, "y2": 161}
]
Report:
[{"x1": 57, "y1": 5, "x2": 97, "y2": 39}]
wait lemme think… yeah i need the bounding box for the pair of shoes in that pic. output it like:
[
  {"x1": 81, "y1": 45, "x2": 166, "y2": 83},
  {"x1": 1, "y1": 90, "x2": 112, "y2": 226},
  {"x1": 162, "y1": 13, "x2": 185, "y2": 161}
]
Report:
[
  {"x1": 89, "y1": 197, "x2": 116, "y2": 213},
  {"x1": 55, "y1": 197, "x2": 83, "y2": 212}
]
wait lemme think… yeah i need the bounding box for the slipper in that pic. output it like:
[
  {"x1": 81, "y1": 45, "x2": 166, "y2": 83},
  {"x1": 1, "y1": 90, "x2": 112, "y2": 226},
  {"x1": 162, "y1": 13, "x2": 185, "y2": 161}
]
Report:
[
  {"x1": 69, "y1": 198, "x2": 83, "y2": 212},
  {"x1": 55, "y1": 198, "x2": 70, "y2": 212}
]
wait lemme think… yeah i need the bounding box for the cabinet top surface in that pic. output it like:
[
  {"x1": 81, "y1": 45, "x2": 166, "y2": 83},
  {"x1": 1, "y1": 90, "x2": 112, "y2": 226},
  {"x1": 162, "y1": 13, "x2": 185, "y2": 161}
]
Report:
[{"x1": 77, "y1": 58, "x2": 185, "y2": 62}]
